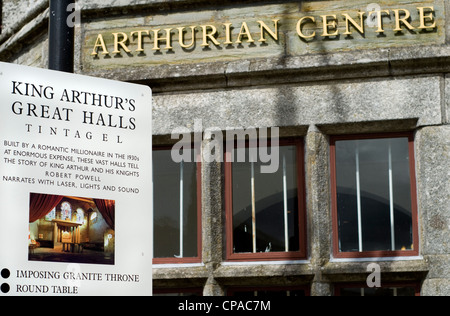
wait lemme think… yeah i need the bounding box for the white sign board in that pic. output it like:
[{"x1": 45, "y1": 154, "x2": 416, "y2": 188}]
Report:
[{"x1": 0, "y1": 62, "x2": 152, "y2": 296}]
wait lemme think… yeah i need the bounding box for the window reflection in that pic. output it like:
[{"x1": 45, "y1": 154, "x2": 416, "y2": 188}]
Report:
[
  {"x1": 232, "y1": 145, "x2": 300, "y2": 254},
  {"x1": 334, "y1": 136, "x2": 415, "y2": 254},
  {"x1": 153, "y1": 148, "x2": 199, "y2": 260}
]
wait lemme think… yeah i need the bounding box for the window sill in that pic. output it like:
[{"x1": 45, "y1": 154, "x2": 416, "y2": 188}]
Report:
[
  {"x1": 153, "y1": 262, "x2": 205, "y2": 269},
  {"x1": 323, "y1": 257, "x2": 429, "y2": 282},
  {"x1": 330, "y1": 255, "x2": 424, "y2": 263}
]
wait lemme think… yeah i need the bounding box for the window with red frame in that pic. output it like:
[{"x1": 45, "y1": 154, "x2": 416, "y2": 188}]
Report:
[
  {"x1": 228, "y1": 286, "x2": 310, "y2": 297},
  {"x1": 153, "y1": 147, "x2": 201, "y2": 264},
  {"x1": 330, "y1": 133, "x2": 419, "y2": 258},
  {"x1": 225, "y1": 139, "x2": 307, "y2": 261},
  {"x1": 334, "y1": 282, "x2": 421, "y2": 296},
  {"x1": 153, "y1": 288, "x2": 203, "y2": 296}
]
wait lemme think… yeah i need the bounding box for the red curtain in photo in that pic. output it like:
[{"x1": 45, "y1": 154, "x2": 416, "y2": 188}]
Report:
[
  {"x1": 29, "y1": 193, "x2": 64, "y2": 223},
  {"x1": 94, "y1": 199, "x2": 115, "y2": 230}
]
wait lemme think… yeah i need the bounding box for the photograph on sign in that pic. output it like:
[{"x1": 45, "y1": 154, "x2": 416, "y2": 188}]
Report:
[{"x1": 28, "y1": 193, "x2": 115, "y2": 266}]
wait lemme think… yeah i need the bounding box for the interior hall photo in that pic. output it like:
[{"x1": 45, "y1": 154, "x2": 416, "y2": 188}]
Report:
[{"x1": 28, "y1": 193, "x2": 115, "y2": 265}]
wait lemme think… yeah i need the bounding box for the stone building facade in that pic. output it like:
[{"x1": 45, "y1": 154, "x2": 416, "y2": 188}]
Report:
[{"x1": 1, "y1": 0, "x2": 449, "y2": 296}]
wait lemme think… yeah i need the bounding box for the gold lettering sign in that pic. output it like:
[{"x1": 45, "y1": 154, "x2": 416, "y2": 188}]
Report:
[
  {"x1": 82, "y1": 2, "x2": 444, "y2": 72},
  {"x1": 91, "y1": 19, "x2": 281, "y2": 56}
]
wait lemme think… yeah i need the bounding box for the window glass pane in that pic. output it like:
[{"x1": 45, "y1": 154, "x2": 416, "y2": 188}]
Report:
[
  {"x1": 232, "y1": 289, "x2": 307, "y2": 297},
  {"x1": 339, "y1": 286, "x2": 416, "y2": 296},
  {"x1": 335, "y1": 140, "x2": 359, "y2": 252},
  {"x1": 154, "y1": 289, "x2": 202, "y2": 296},
  {"x1": 232, "y1": 159, "x2": 252, "y2": 253},
  {"x1": 232, "y1": 145, "x2": 299, "y2": 254},
  {"x1": 338, "y1": 287, "x2": 361, "y2": 296},
  {"x1": 335, "y1": 137, "x2": 413, "y2": 253},
  {"x1": 153, "y1": 149, "x2": 198, "y2": 258},
  {"x1": 391, "y1": 139, "x2": 413, "y2": 251},
  {"x1": 359, "y1": 139, "x2": 391, "y2": 252}
]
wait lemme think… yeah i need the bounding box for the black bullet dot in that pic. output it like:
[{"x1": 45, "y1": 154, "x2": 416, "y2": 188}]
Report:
[
  {"x1": 1, "y1": 283, "x2": 10, "y2": 294},
  {"x1": 1, "y1": 269, "x2": 10, "y2": 279}
]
